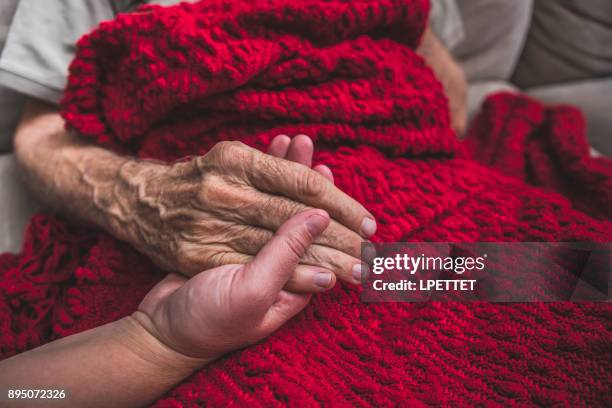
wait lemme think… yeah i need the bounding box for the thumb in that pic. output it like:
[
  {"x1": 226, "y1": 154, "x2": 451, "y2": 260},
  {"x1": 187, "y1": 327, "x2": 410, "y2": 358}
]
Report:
[{"x1": 239, "y1": 209, "x2": 330, "y2": 307}]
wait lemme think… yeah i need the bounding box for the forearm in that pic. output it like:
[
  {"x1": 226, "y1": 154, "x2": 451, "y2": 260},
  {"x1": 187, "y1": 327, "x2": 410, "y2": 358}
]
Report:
[
  {"x1": 14, "y1": 99, "x2": 165, "y2": 247},
  {"x1": 0, "y1": 316, "x2": 204, "y2": 407},
  {"x1": 417, "y1": 26, "x2": 460, "y2": 83},
  {"x1": 417, "y1": 26, "x2": 467, "y2": 135}
]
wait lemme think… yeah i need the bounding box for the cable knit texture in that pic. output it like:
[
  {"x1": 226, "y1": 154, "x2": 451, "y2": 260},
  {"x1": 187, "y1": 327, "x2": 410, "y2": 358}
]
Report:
[{"x1": 1, "y1": 1, "x2": 611, "y2": 406}]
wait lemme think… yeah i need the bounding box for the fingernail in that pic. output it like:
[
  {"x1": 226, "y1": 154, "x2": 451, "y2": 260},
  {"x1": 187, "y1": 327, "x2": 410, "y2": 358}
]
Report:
[
  {"x1": 314, "y1": 272, "x2": 332, "y2": 288},
  {"x1": 360, "y1": 217, "x2": 377, "y2": 237},
  {"x1": 352, "y1": 264, "x2": 364, "y2": 284},
  {"x1": 305, "y1": 212, "x2": 328, "y2": 236}
]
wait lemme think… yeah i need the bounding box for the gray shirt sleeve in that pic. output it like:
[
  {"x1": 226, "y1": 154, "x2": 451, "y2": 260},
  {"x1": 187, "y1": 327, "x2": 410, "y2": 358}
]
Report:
[
  {"x1": 0, "y1": 0, "x2": 118, "y2": 105},
  {"x1": 429, "y1": 0, "x2": 465, "y2": 52}
]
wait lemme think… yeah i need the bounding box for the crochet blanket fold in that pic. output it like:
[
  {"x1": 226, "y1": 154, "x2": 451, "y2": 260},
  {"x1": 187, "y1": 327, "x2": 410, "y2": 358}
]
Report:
[
  {"x1": 62, "y1": 0, "x2": 454, "y2": 159},
  {"x1": 1, "y1": 0, "x2": 611, "y2": 406}
]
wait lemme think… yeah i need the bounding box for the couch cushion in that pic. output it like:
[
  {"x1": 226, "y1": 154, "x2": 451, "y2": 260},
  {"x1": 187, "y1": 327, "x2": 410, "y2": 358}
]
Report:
[
  {"x1": 453, "y1": 0, "x2": 533, "y2": 82},
  {"x1": 0, "y1": 87, "x2": 23, "y2": 153},
  {"x1": 429, "y1": 0, "x2": 465, "y2": 51},
  {"x1": 0, "y1": 153, "x2": 40, "y2": 253},
  {"x1": 0, "y1": 0, "x2": 21, "y2": 153},
  {"x1": 512, "y1": 0, "x2": 612, "y2": 88}
]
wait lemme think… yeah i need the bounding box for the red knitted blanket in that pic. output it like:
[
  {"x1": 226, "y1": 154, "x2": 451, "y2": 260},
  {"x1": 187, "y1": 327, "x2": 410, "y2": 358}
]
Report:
[{"x1": 2, "y1": 0, "x2": 611, "y2": 405}]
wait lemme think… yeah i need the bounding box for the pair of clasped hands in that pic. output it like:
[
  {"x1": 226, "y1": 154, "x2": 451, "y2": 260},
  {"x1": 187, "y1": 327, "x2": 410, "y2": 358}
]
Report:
[{"x1": 135, "y1": 134, "x2": 375, "y2": 365}]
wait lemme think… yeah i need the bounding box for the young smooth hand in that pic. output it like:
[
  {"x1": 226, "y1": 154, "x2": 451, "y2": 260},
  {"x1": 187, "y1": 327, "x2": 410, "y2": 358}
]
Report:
[{"x1": 133, "y1": 208, "x2": 330, "y2": 362}]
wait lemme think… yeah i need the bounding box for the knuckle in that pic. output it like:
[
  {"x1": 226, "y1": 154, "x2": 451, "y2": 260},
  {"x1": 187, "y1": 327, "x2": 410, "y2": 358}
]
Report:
[
  {"x1": 207, "y1": 141, "x2": 246, "y2": 166},
  {"x1": 325, "y1": 225, "x2": 362, "y2": 257},
  {"x1": 304, "y1": 247, "x2": 335, "y2": 272},
  {"x1": 254, "y1": 151, "x2": 282, "y2": 179},
  {"x1": 198, "y1": 171, "x2": 216, "y2": 192},
  {"x1": 304, "y1": 246, "x2": 327, "y2": 265},
  {"x1": 199, "y1": 174, "x2": 233, "y2": 205},
  {"x1": 284, "y1": 272, "x2": 302, "y2": 288},
  {"x1": 284, "y1": 274, "x2": 310, "y2": 293},
  {"x1": 283, "y1": 231, "x2": 310, "y2": 259},
  {"x1": 297, "y1": 170, "x2": 325, "y2": 199},
  {"x1": 210, "y1": 140, "x2": 234, "y2": 156},
  {"x1": 304, "y1": 246, "x2": 347, "y2": 277}
]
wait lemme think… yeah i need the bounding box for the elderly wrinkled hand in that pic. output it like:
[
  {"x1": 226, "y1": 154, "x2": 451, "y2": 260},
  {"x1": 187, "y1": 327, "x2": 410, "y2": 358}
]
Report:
[{"x1": 117, "y1": 135, "x2": 375, "y2": 292}]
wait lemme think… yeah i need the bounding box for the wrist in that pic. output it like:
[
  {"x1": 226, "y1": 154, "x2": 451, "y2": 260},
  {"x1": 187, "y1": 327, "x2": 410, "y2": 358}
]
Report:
[
  {"x1": 113, "y1": 314, "x2": 208, "y2": 378},
  {"x1": 107, "y1": 158, "x2": 171, "y2": 246},
  {"x1": 110, "y1": 158, "x2": 201, "y2": 272}
]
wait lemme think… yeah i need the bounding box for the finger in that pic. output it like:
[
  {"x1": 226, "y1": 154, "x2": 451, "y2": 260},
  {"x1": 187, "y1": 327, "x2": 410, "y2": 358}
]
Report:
[
  {"x1": 286, "y1": 134, "x2": 313, "y2": 167},
  {"x1": 267, "y1": 134, "x2": 291, "y2": 157},
  {"x1": 207, "y1": 191, "x2": 362, "y2": 258},
  {"x1": 182, "y1": 221, "x2": 344, "y2": 293},
  {"x1": 179, "y1": 215, "x2": 359, "y2": 282},
  {"x1": 239, "y1": 209, "x2": 329, "y2": 306},
  {"x1": 176, "y1": 239, "x2": 253, "y2": 276},
  {"x1": 313, "y1": 164, "x2": 334, "y2": 184},
  {"x1": 205, "y1": 220, "x2": 360, "y2": 284},
  {"x1": 192, "y1": 220, "x2": 359, "y2": 285},
  {"x1": 185, "y1": 239, "x2": 338, "y2": 294},
  {"x1": 185, "y1": 237, "x2": 339, "y2": 293},
  {"x1": 202, "y1": 141, "x2": 375, "y2": 237},
  {"x1": 301, "y1": 244, "x2": 362, "y2": 285},
  {"x1": 245, "y1": 148, "x2": 376, "y2": 238},
  {"x1": 284, "y1": 265, "x2": 336, "y2": 293}
]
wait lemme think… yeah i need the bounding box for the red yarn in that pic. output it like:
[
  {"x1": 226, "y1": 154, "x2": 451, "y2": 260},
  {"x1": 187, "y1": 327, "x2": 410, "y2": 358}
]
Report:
[{"x1": 1, "y1": 1, "x2": 611, "y2": 406}]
